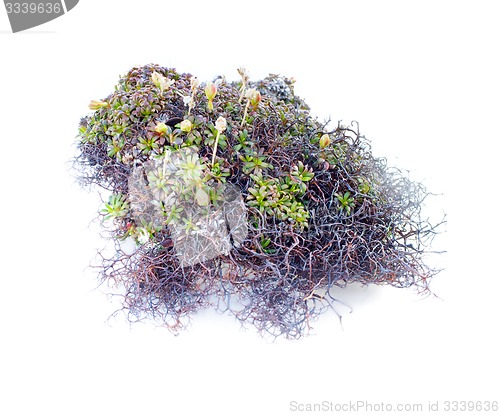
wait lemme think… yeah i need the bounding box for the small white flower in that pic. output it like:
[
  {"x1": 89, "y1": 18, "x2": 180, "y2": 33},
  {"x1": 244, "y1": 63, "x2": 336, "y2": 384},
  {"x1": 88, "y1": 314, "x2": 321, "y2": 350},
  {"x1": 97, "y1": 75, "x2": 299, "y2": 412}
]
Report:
[
  {"x1": 137, "y1": 227, "x2": 150, "y2": 244},
  {"x1": 164, "y1": 78, "x2": 175, "y2": 90},
  {"x1": 190, "y1": 76, "x2": 200, "y2": 91},
  {"x1": 215, "y1": 116, "x2": 227, "y2": 133},
  {"x1": 152, "y1": 71, "x2": 162, "y2": 84},
  {"x1": 152, "y1": 71, "x2": 174, "y2": 92},
  {"x1": 245, "y1": 88, "x2": 257, "y2": 99},
  {"x1": 182, "y1": 95, "x2": 193, "y2": 106}
]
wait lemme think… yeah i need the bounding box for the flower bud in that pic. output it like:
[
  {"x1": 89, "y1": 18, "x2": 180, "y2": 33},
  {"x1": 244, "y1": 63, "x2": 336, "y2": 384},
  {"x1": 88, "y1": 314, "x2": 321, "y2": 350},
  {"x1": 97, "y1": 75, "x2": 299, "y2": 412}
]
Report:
[
  {"x1": 155, "y1": 122, "x2": 168, "y2": 135},
  {"x1": 250, "y1": 89, "x2": 262, "y2": 108},
  {"x1": 245, "y1": 88, "x2": 262, "y2": 108},
  {"x1": 88, "y1": 100, "x2": 109, "y2": 110},
  {"x1": 319, "y1": 133, "x2": 331, "y2": 149},
  {"x1": 180, "y1": 119, "x2": 193, "y2": 133},
  {"x1": 204, "y1": 82, "x2": 217, "y2": 101},
  {"x1": 215, "y1": 116, "x2": 227, "y2": 133}
]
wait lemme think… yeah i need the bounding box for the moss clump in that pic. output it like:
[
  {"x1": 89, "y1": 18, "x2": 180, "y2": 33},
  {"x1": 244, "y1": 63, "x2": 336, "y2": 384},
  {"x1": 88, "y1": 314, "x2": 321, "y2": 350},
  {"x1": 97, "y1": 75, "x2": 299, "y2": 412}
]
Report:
[{"x1": 75, "y1": 63, "x2": 443, "y2": 338}]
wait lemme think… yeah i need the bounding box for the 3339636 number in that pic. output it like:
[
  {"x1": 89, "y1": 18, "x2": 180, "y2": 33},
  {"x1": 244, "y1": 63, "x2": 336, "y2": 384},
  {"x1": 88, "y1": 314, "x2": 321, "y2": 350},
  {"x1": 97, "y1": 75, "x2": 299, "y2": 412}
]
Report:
[
  {"x1": 5, "y1": 3, "x2": 62, "y2": 14},
  {"x1": 443, "y1": 401, "x2": 499, "y2": 411}
]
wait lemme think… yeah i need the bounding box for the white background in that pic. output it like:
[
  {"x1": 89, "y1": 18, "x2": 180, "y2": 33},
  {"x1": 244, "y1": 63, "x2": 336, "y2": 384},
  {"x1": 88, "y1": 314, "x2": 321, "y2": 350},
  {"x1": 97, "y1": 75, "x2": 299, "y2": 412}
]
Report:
[{"x1": 1, "y1": 1, "x2": 499, "y2": 414}]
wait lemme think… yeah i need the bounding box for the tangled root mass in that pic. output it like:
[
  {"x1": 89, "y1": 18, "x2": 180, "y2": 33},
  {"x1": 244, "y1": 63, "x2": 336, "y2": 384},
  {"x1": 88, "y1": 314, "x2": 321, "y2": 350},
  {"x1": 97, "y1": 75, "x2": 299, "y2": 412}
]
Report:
[{"x1": 74, "y1": 64, "x2": 443, "y2": 338}]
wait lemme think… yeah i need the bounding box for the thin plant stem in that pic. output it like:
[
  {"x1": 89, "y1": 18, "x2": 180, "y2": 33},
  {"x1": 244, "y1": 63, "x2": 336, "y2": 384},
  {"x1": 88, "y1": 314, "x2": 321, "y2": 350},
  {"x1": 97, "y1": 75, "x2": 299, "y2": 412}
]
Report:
[
  {"x1": 241, "y1": 100, "x2": 250, "y2": 128},
  {"x1": 212, "y1": 130, "x2": 220, "y2": 167}
]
